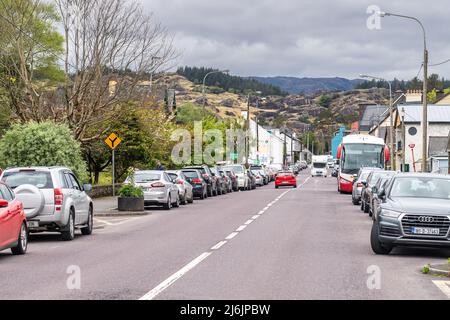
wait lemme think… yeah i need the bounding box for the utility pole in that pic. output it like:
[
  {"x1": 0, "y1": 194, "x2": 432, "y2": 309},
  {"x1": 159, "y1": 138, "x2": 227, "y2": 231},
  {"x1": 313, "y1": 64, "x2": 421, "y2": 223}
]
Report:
[
  {"x1": 245, "y1": 94, "x2": 250, "y2": 168},
  {"x1": 256, "y1": 98, "x2": 259, "y2": 165},
  {"x1": 401, "y1": 107, "x2": 406, "y2": 172}
]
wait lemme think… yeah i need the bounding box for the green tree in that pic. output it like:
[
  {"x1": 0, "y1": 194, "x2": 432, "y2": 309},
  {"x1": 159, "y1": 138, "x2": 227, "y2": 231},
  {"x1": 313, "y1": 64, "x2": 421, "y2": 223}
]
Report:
[
  {"x1": 318, "y1": 95, "x2": 332, "y2": 108},
  {"x1": 0, "y1": 121, "x2": 87, "y2": 180}
]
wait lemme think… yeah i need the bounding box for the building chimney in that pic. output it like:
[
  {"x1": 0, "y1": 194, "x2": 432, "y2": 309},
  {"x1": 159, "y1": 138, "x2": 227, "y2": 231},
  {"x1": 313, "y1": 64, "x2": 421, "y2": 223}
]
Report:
[{"x1": 405, "y1": 89, "x2": 423, "y2": 103}]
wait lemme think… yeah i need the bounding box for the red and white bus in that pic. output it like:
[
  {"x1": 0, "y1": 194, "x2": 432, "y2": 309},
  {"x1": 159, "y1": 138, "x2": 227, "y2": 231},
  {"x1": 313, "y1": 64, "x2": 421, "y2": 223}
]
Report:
[{"x1": 337, "y1": 134, "x2": 389, "y2": 193}]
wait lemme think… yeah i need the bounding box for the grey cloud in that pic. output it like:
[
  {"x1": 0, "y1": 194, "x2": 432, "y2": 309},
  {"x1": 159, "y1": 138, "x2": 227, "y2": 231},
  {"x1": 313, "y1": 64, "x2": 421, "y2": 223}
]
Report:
[{"x1": 141, "y1": 0, "x2": 450, "y2": 80}]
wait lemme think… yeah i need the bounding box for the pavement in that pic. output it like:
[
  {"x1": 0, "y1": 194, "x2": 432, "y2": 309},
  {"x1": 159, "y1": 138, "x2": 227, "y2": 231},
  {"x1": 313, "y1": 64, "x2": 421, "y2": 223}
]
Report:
[
  {"x1": 0, "y1": 169, "x2": 449, "y2": 300},
  {"x1": 93, "y1": 196, "x2": 151, "y2": 217}
]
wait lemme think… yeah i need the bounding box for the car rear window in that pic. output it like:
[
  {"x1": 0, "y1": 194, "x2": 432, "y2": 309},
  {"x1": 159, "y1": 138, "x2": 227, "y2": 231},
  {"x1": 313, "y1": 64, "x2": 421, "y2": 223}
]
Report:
[
  {"x1": 134, "y1": 172, "x2": 161, "y2": 183},
  {"x1": 278, "y1": 172, "x2": 293, "y2": 177},
  {"x1": 182, "y1": 171, "x2": 200, "y2": 179},
  {"x1": 2, "y1": 171, "x2": 54, "y2": 189}
]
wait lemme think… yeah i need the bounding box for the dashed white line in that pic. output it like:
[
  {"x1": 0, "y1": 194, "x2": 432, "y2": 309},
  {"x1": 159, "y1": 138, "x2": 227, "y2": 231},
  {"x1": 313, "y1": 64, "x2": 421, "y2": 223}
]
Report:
[
  {"x1": 139, "y1": 252, "x2": 211, "y2": 300},
  {"x1": 139, "y1": 175, "x2": 312, "y2": 300},
  {"x1": 225, "y1": 232, "x2": 239, "y2": 240},
  {"x1": 210, "y1": 241, "x2": 227, "y2": 251}
]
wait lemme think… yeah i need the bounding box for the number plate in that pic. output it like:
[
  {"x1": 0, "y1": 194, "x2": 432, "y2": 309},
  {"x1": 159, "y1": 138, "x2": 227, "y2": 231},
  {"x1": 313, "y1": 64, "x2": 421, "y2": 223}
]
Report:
[
  {"x1": 27, "y1": 221, "x2": 39, "y2": 228},
  {"x1": 411, "y1": 227, "x2": 440, "y2": 235}
]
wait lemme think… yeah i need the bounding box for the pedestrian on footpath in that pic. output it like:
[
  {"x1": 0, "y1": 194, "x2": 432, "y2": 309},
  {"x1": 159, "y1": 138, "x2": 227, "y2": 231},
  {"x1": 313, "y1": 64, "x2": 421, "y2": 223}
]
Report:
[{"x1": 155, "y1": 160, "x2": 165, "y2": 171}]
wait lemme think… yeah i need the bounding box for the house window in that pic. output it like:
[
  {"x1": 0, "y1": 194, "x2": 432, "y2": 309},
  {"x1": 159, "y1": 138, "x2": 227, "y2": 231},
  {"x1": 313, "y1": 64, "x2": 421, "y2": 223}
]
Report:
[{"x1": 408, "y1": 127, "x2": 417, "y2": 136}]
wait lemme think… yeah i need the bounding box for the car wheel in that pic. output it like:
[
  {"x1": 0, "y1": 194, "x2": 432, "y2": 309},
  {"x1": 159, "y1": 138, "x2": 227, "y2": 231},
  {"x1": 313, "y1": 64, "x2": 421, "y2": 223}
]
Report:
[
  {"x1": 275, "y1": 186, "x2": 279, "y2": 189},
  {"x1": 81, "y1": 206, "x2": 93, "y2": 235},
  {"x1": 352, "y1": 198, "x2": 359, "y2": 205},
  {"x1": 188, "y1": 192, "x2": 194, "y2": 203},
  {"x1": 370, "y1": 222, "x2": 392, "y2": 255},
  {"x1": 293, "y1": 184, "x2": 297, "y2": 188},
  {"x1": 11, "y1": 222, "x2": 28, "y2": 255},
  {"x1": 181, "y1": 193, "x2": 187, "y2": 205},
  {"x1": 360, "y1": 200, "x2": 365, "y2": 211},
  {"x1": 62, "y1": 210, "x2": 75, "y2": 241},
  {"x1": 364, "y1": 200, "x2": 370, "y2": 213},
  {"x1": 164, "y1": 194, "x2": 172, "y2": 210},
  {"x1": 173, "y1": 193, "x2": 180, "y2": 208}
]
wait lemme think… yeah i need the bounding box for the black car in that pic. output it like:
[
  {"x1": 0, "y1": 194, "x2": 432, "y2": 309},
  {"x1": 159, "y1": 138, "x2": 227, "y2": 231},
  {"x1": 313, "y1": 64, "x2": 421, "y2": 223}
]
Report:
[
  {"x1": 371, "y1": 173, "x2": 450, "y2": 254},
  {"x1": 360, "y1": 170, "x2": 394, "y2": 214},
  {"x1": 180, "y1": 169, "x2": 208, "y2": 199},
  {"x1": 184, "y1": 165, "x2": 218, "y2": 197}
]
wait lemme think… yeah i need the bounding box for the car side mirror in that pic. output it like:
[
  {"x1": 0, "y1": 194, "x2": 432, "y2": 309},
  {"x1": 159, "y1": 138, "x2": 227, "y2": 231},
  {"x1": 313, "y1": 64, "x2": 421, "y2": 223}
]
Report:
[
  {"x1": 211, "y1": 172, "x2": 216, "y2": 177},
  {"x1": 83, "y1": 184, "x2": 93, "y2": 192},
  {"x1": 361, "y1": 180, "x2": 367, "y2": 187},
  {"x1": 372, "y1": 186, "x2": 378, "y2": 194},
  {"x1": 377, "y1": 188, "x2": 386, "y2": 200},
  {"x1": 0, "y1": 199, "x2": 8, "y2": 208}
]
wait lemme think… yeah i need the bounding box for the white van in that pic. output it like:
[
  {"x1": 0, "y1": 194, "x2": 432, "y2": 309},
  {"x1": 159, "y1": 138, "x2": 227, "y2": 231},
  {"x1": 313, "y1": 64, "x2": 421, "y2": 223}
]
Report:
[{"x1": 311, "y1": 155, "x2": 329, "y2": 177}]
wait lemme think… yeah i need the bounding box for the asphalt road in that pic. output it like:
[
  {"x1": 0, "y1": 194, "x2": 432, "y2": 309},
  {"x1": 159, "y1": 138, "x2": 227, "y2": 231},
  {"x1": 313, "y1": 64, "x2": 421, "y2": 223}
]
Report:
[{"x1": 0, "y1": 169, "x2": 449, "y2": 300}]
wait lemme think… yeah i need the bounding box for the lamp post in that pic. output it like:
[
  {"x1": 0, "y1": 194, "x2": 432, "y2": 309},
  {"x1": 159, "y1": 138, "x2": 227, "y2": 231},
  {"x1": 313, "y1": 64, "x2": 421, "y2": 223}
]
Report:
[
  {"x1": 202, "y1": 69, "x2": 229, "y2": 115},
  {"x1": 245, "y1": 91, "x2": 262, "y2": 167},
  {"x1": 379, "y1": 11, "x2": 428, "y2": 172},
  {"x1": 360, "y1": 74, "x2": 394, "y2": 169}
]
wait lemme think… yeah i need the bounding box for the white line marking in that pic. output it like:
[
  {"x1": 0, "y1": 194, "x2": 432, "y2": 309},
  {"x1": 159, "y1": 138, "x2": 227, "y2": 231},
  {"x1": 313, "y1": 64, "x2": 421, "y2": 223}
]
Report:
[
  {"x1": 263, "y1": 206, "x2": 269, "y2": 210},
  {"x1": 433, "y1": 280, "x2": 450, "y2": 298},
  {"x1": 244, "y1": 219, "x2": 253, "y2": 225},
  {"x1": 252, "y1": 215, "x2": 259, "y2": 219},
  {"x1": 93, "y1": 218, "x2": 114, "y2": 226},
  {"x1": 236, "y1": 225, "x2": 247, "y2": 232},
  {"x1": 258, "y1": 210, "x2": 265, "y2": 215},
  {"x1": 225, "y1": 232, "x2": 238, "y2": 240},
  {"x1": 139, "y1": 252, "x2": 211, "y2": 300},
  {"x1": 210, "y1": 241, "x2": 227, "y2": 250}
]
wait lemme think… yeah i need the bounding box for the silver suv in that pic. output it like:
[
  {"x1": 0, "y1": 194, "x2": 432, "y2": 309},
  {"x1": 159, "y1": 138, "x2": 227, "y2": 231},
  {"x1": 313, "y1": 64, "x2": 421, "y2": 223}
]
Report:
[{"x1": 0, "y1": 167, "x2": 93, "y2": 241}]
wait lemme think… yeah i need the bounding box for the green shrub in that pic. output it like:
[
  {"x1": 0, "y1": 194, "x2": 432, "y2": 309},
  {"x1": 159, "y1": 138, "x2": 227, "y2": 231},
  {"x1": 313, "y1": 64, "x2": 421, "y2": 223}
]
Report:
[
  {"x1": 0, "y1": 121, "x2": 88, "y2": 181},
  {"x1": 422, "y1": 264, "x2": 430, "y2": 274},
  {"x1": 118, "y1": 184, "x2": 144, "y2": 198}
]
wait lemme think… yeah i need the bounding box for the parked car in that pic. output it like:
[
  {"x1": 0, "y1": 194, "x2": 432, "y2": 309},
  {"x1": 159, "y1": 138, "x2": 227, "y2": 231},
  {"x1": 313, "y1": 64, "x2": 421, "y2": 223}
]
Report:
[
  {"x1": 184, "y1": 165, "x2": 218, "y2": 197},
  {"x1": 180, "y1": 169, "x2": 208, "y2": 199},
  {"x1": 210, "y1": 166, "x2": 226, "y2": 195},
  {"x1": 351, "y1": 167, "x2": 380, "y2": 205},
  {"x1": 250, "y1": 165, "x2": 268, "y2": 184},
  {"x1": 251, "y1": 169, "x2": 264, "y2": 186},
  {"x1": 275, "y1": 171, "x2": 297, "y2": 188},
  {"x1": 0, "y1": 182, "x2": 28, "y2": 255},
  {"x1": 224, "y1": 169, "x2": 238, "y2": 191},
  {"x1": 361, "y1": 170, "x2": 396, "y2": 215},
  {"x1": 1, "y1": 167, "x2": 93, "y2": 241},
  {"x1": 289, "y1": 165, "x2": 300, "y2": 175},
  {"x1": 247, "y1": 169, "x2": 257, "y2": 189},
  {"x1": 219, "y1": 170, "x2": 233, "y2": 193},
  {"x1": 371, "y1": 173, "x2": 450, "y2": 254},
  {"x1": 166, "y1": 171, "x2": 194, "y2": 205},
  {"x1": 126, "y1": 170, "x2": 180, "y2": 210},
  {"x1": 222, "y1": 164, "x2": 250, "y2": 191},
  {"x1": 370, "y1": 176, "x2": 393, "y2": 222}
]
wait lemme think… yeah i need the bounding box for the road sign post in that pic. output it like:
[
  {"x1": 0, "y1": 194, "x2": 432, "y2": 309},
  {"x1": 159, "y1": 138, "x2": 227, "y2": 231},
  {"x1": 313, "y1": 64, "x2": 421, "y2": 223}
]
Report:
[
  {"x1": 409, "y1": 144, "x2": 416, "y2": 173},
  {"x1": 105, "y1": 133, "x2": 122, "y2": 197}
]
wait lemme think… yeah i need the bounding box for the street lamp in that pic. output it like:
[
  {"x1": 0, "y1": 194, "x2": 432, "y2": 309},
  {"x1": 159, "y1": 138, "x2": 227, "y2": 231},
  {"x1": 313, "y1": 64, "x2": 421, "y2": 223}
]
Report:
[
  {"x1": 360, "y1": 74, "x2": 394, "y2": 169},
  {"x1": 245, "y1": 90, "x2": 262, "y2": 167},
  {"x1": 378, "y1": 11, "x2": 428, "y2": 172},
  {"x1": 149, "y1": 56, "x2": 162, "y2": 95},
  {"x1": 202, "y1": 69, "x2": 229, "y2": 114}
]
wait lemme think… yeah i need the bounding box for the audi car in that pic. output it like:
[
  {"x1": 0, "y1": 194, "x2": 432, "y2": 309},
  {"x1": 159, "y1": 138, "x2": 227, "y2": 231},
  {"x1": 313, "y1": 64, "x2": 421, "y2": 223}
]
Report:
[{"x1": 371, "y1": 173, "x2": 450, "y2": 255}]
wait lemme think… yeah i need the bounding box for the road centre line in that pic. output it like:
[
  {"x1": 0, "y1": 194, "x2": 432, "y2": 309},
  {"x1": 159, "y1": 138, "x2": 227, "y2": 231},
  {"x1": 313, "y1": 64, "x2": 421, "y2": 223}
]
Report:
[{"x1": 139, "y1": 176, "x2": 312, "y2": 300}]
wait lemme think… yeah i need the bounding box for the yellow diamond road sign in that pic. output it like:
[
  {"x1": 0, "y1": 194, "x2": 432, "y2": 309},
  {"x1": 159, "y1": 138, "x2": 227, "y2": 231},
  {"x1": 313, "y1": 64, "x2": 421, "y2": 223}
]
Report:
[{"x1": 105, "y1": 133, "x2": 122, "y2": 150}]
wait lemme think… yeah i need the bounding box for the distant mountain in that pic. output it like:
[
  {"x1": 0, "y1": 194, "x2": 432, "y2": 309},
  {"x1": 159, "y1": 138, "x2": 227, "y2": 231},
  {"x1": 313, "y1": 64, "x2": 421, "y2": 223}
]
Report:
[{"x1": 250, "y1": 76, "x2": 365, "y2": 95}]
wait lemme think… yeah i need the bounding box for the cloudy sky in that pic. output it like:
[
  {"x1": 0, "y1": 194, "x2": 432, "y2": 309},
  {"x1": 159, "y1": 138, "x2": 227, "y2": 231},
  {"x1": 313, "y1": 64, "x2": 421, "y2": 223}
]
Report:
[{"x1": 143, "y1": 0, "x2": 450, "y2": 80}]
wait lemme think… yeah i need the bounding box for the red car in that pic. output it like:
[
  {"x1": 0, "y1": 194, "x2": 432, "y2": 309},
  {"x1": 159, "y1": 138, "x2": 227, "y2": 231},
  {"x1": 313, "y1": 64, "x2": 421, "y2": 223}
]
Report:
[
  {"x1": 0, "y1": 182, "x2": 28, "y2": 255},
  {"x1": 275, "y1": 171, "x2": 297, "y2": 188}
]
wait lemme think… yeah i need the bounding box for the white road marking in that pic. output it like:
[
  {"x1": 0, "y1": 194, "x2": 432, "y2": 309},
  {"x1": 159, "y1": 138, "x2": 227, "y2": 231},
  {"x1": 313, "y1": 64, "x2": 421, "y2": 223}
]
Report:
[
  {"x1": 139, "y1": 252, "x2": 211, "y2": 300},
  {"x1": 94, "y1": 218, "x2": 115, "y2": 226},
  {"x1": 225, "y1": 232, "x2": 239, "y2": 240},
  {"x1": 210, "y1": 241, "x2": 227, "y2": 251},
  {"x1": 138, "y1": 175, "x2": 313, "y2": 300},
  {"x1": 433, "y1": 280, "x2": 450, "y2": 298}
]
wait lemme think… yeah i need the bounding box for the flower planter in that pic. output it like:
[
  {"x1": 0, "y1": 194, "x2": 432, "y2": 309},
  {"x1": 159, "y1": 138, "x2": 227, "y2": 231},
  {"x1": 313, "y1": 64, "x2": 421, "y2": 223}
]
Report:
[{"x1": 118, "y1": 197, "x2": 144, "y2": 212}]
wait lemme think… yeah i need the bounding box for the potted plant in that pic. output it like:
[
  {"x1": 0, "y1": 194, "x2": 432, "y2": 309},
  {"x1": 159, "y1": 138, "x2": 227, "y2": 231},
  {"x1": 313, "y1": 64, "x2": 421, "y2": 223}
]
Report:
[{"x1": 117, "y1": 168, "x2": 144, "y2": 211}]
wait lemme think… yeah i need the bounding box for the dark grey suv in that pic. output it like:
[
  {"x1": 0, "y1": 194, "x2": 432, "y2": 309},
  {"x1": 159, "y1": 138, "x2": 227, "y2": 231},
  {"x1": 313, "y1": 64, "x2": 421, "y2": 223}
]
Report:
[{"x1": 371, "y1": 173, "x2": 450, "y2": 254}]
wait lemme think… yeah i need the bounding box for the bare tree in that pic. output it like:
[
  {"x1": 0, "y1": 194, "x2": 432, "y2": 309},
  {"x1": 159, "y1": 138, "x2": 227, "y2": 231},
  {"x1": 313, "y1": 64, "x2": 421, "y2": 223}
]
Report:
[
  {"x1": 0, "y1": 0, "x2": 175, "y2": 141},
  {"x1": 55, "y1": 0, "x2": 176, "y2": 141}
]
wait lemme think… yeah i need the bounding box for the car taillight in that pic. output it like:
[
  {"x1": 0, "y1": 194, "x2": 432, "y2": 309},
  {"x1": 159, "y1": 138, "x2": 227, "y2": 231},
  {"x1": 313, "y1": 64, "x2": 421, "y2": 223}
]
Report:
[
  {"x1": 192, "y1": 179, "x2": 202, "y2": 184},
  {"x1": 357, "y1": 183, "x2": 363, "y2": 187},
  {"x1": 54, "y1": 188, "x2": 63, "y2": 211},
  {"x1": 176, "y1": 179, "x2": 184, "y2": 185},
  {"x1": 151, "y1": 182, "x2": 165, "y2": 188}
]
